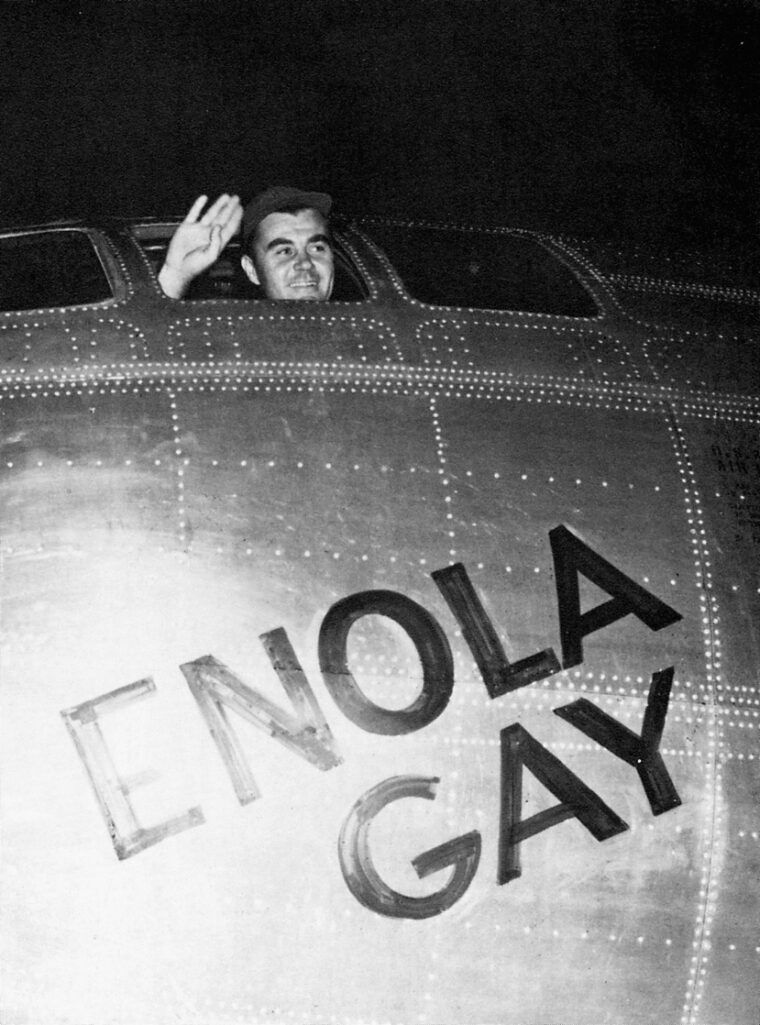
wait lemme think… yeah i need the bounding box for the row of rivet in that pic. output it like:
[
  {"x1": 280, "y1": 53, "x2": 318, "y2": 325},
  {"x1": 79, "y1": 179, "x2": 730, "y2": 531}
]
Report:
[
  {"x1": 0, "y1": 356, "x2": 756, "y2": 416},
  {"x1": 557, "y1": 233, "x2": 760, "y2": 298},
  {"x1": 666, "y1": 408, "x2": 727, "y2": 1025},
  {"x1": 609, "y1": 272, "x2": 760, "y2": 305}
]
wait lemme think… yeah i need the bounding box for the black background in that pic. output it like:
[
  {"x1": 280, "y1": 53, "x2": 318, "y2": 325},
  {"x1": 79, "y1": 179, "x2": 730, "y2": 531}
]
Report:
[{"x1": 2, "y1": 0, "x2": 758, "y2": 246}]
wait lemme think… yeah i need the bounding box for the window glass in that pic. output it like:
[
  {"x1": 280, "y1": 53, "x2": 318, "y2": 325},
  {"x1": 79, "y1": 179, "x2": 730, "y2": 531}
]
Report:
[
  {"x1": 366, "y1": 223, "x2": 599, "y2": 317},
  {"x1": 0, "y1": 231, "x2": 113, "y2": 311}
]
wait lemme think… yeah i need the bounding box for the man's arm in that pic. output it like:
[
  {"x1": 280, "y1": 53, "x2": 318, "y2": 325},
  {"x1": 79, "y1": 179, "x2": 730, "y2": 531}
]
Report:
[{"x1": 158, "y1": 193, "x2": 243, "y2": 299}]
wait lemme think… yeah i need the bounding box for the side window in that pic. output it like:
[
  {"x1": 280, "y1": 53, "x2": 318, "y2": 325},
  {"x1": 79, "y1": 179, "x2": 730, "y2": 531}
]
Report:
[
  {"x1": 0, "y1": 231, "x2": 113, "y2": 312},
  {"x1": 134, "y1": 227, "x2": 368, "y2": 302},
  {"x1": 366, "y1": 223, "x2": 600, "y2": 317}
]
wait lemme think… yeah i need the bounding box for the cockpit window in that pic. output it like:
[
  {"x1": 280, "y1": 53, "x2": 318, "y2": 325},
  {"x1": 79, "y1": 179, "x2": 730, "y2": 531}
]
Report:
[
  {"x1": 0, "y1": 230, "x2": 113, "y2": 311},
  {"x1": 134, "y1": 227, "x2": 369, "y2": 302},
  {"x1": 366, "y1": 223, "x2": 600, "y2": 317}
]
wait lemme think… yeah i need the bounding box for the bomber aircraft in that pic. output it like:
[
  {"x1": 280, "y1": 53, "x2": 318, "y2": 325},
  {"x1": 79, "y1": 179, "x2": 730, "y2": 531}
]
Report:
[{"x1": 0, "y1": 210, "x2": 758, "y2": 1025}]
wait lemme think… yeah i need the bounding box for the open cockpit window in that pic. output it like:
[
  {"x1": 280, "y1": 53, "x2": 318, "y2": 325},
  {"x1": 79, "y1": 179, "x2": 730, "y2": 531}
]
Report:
[
  {"x1": 0, "y1": 230, "x2": 113, "y2": 312},
  {"x1": 365, "y1": 222, "x2": 600, "y2": 317},
  {"x1": 134, "y1": 225, "x2": 369, "y2": 302}
]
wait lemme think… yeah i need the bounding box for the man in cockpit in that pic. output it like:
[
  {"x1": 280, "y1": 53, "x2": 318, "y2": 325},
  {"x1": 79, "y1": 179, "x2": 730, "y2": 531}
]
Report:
[{"x1": 158, "y1": 186, "x2": 334, "y2": 302}]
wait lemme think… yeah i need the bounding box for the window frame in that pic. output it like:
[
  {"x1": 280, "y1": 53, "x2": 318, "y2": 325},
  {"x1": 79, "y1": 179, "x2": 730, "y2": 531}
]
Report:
[
  {"x1": 131, "y1": 222, "x2": 372, "y2": 304},
  {"x1": 360, "y1": 220, "x2": 609, "y2": 321},
  {"x1": 0, "y1": 226, "x2": 127, "y2": 314}
]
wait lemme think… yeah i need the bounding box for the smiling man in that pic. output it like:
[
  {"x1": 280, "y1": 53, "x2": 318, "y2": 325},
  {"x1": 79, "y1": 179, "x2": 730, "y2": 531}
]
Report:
[
  {"x1": 239, "y1": 186, "x2": 334, "y2": 301},
  {"x1": 158, "y1": 186, "x2": 334, "y2": 301}
]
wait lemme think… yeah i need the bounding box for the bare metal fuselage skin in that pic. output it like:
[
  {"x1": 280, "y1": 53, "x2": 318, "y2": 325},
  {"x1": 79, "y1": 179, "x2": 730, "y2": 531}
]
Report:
[{"x1": 1, "y1": 219, "x2": 758, "y2": 1025}]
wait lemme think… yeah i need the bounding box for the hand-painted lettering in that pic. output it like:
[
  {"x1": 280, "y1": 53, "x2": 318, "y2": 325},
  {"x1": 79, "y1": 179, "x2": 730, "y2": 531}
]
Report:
[
  {"x1": 338, "y1": 775, "x2": 481, "y2": 919},
  {"x1": 319, "y1": 589, "x2": 454, "y2": 734},
  {"x1": 60, "y1": 679, "x2": 204, "y2": 859},
  {"x1": 549, "y1": 525, "x2": 682, "y2": 668},
  {"x1": 432, "y1": 561, "x2": 560, "y2": 696},
  {"x1": 181, "y1": 632, "x2": 342, "y2": 805},
  {"x1": 61, "y1": 525, "x2": 684, "y2": 917},
  {"x1": 498, "y1": 723, "x2": 628, "y2": 884},
  {"x1": 554, "y1": 667, "x2": 682, "y2": 815}
]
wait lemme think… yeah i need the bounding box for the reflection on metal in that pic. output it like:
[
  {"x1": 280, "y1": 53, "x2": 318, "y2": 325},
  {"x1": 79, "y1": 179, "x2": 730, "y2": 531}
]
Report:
[
  {"x1": 60, "y1": 679, "x2": 205, "y2": 859},
  {"x1": 1, "y1": 216, "x2": 758, "y2": 1024},
  {"x1": 181, "y1": 641, "x2": 342, "y2": 806}
]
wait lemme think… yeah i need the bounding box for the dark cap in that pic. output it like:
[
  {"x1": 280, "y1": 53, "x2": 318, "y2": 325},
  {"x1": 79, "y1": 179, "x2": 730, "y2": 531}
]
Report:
[{"x1": 242, "y1": 186, "x2": 332, "y2": 248}]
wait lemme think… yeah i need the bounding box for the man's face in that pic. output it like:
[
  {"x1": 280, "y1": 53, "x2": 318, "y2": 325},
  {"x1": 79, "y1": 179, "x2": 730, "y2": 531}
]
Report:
[{"x1": 241, "y1": 208, "x2": 334, "y2": 301}]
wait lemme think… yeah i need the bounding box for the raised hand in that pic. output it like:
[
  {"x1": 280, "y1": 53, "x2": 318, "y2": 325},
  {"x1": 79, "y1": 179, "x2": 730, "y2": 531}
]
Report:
[{"x1": 158, "y1": 193, "x2": 243, "y2": 299}]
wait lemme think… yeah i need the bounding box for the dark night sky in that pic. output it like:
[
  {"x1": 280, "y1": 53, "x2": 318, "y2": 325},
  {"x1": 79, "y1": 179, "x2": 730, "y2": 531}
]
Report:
[{"x1": 2, "y1": 0, "x2": 759, "y2": 246}]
